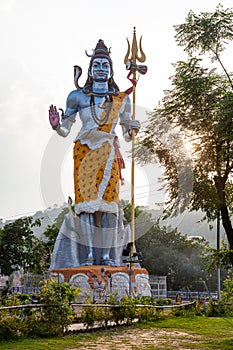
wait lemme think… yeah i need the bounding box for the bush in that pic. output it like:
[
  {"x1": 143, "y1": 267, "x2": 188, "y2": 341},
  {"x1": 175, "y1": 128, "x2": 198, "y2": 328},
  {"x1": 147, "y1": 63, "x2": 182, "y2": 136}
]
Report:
[
  {"x1": 0, "y1": 279, "x2": 80, "y2": 339},
  {"x1": 205, "y1": 274, "x2": 233, "y2": 317},
  {"x1": 119, "y1": 296, "x2": 138, "y2": 324},
  {"x1": 156, "y1": 298, "x2": 172, "y2": 306},
  {"x1": 37, "y1": 279, "x2": 80, "y2": 335},
  {"x1": 137, "y1": 306, "x2": 154, "y2": 321},
  {"x1": 81, "y1": 304, "x2": 98, "y2": 329},
  {"x1": 205, "y1": 300, "x2": 233, "y2": 317},
  {"x1": 107, "y1": 294, "x2": 125, "y2": 326},
  {"x1": 0, "y1": 316, "x2": 21, "y2": 340}
]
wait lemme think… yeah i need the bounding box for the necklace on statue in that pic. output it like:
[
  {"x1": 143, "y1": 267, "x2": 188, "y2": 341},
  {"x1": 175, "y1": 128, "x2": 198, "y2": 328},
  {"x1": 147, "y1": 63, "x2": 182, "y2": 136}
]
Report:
[{"x1": 90, "y1": 95, "x2": 113, "y2": 126}]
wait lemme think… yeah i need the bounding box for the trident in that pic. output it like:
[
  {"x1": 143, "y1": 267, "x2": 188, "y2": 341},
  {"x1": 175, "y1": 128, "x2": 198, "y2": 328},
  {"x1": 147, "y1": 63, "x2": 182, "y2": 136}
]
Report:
[{"x1": 124, "y1": 27, "x2": 147, "y2": 259}]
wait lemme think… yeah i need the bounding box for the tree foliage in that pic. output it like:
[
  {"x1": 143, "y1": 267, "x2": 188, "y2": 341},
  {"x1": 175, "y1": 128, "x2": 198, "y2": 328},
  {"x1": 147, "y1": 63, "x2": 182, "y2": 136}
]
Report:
[
  {"x1": 175, "y1": 5, "x2": 233, "y2": 51},
  {"x1": 136, "y1": 5, "x2": 233, "y2": 258},
  {"x1": 41, "y1": 206, "x2": 69, "y2": 270},
  {"x1": 0, "y1": 217, "x2": 42, "y2": 275},
  {"x1": 0, "y1": 207, "x2": 71, "y2": 276},
  {"x1": 136, "y1": 223, "x2": 218, "y2": 290},
  {"x1": 122, "y1": 202, "x2": 219, "y2": 290}
]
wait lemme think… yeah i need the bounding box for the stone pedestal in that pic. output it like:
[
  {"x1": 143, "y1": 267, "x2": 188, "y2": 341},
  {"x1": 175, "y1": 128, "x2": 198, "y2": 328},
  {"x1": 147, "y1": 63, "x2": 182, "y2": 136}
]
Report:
[{"x1": 51, "y1": 265, "x2": 151, "y2": 302}]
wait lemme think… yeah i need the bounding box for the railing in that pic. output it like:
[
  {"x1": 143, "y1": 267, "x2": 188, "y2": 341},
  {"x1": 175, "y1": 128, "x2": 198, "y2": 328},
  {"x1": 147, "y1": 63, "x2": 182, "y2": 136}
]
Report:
[
  {"x1": 4, "y1": 285, "x2": 218, "y2": 303},
  {"x1": 0, "y1": 301, "x2": 197, "y2": 333},
  {"x1": 167, "y1": 290, "x2": 218, "y2": 301},
  {"x1": 9, "y1": 286, "x2": 41, "y2": 294},
  {"x1": 0, "y1": 301, "x2": 196, "y2": 312}
]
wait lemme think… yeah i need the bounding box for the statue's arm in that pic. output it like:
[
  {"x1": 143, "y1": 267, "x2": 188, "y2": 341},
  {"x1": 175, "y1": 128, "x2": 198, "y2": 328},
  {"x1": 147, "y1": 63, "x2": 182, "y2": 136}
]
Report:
[
  {"x1": 49, "y1": 91, "x2": 79, "y2": 137},
  {"x1": 119, "y1": 94, "x2": 140, "y2": 142}
]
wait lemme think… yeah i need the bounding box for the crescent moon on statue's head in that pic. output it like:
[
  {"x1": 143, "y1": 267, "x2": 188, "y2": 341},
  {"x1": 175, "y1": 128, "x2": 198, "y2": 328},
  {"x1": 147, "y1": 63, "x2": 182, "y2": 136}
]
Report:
[{"x1": 85, "y1": 49, "x2": 95, "y2": 57}]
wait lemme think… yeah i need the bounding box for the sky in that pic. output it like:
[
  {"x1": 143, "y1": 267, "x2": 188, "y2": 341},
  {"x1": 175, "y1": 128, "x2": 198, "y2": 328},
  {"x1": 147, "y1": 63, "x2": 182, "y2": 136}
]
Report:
[{"x1": 0, "y1": 0, "x2": 233, "y2": 221}]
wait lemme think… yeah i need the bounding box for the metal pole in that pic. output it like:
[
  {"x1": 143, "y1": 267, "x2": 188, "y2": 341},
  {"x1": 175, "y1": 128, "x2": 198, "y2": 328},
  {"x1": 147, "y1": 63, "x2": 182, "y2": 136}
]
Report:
[
  {"x1": 124, "y1": 28, "x2": 147, "y2": 296},
  {"x1": 124, "y1": 27, "x2": 146, "y2": 257},
  {"x1": 217, "y1": 211, "x2": 221, "y2": 300},
  {"x1": 128, "y1": 258, "x2": 133, "y2": 297},
  {"x1": 131, "y1": 66, "x2": 136, "y2": 256}
]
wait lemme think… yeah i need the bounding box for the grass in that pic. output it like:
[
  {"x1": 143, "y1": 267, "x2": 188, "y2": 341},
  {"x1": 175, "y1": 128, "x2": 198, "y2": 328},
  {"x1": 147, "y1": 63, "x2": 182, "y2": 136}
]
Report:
[
  {"x1": 0, "y1": 334, "x2": 99, "y2": 350},
  {"x1": 147, "y1": 315, "x2": 233, "y2": 336},
  {"x1": 1, "y1": 316, "x2": 233, "y2": 349},
  {"x1": 145, "y1": 316, "x2": 233, "y2": 349}
]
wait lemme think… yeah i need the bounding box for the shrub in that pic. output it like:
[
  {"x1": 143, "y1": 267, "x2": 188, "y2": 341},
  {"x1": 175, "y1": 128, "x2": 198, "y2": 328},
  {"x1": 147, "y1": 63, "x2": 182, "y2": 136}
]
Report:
[
  {"x1": 205, "y1": 274, "x2": 233, "y2": 317},
  {"x1": 156, "y1": 298, "x2": 172, "y2": 306},
  {"x1": 0, "y1": 279, "x2": 80, "y2": 339},
  {"x1": 107, "y1": 293, "x2": 127, "y2": 325},
  {"x1": 37, "y1": 279, "x2": 80, "y2": 335},
  {"x1": 119, "y1": 296, "x2": 137, "y2": 324},
  {"x1": 137, "y1": 306, "x2": 154, "y2": 321},
  {"x1": 0, "y1": 316, "x2": 21, "y2": 340}
]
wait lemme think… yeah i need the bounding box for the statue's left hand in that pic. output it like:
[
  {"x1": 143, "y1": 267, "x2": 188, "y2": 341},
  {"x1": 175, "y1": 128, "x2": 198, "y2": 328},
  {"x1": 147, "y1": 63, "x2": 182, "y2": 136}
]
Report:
[
  {"x1": 120, "y1": 119, "x2": 141, "y2": 136},
  {"x1": 131, "y1": 120, "x2": 140, "y2": 134}
]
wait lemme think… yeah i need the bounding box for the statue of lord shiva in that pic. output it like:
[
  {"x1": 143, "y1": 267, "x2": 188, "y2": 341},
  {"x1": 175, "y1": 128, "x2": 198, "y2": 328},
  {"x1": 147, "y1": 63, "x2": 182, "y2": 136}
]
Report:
[{"x1": 49, "y1": 39, "x2": 140, "y2": 268}]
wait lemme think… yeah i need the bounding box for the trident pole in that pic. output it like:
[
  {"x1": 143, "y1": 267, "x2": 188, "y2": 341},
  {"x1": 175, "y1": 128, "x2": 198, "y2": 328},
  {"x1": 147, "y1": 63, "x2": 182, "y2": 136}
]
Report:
[{"x1": 124, "y1": 27, "x2": 147, "y2": 257}]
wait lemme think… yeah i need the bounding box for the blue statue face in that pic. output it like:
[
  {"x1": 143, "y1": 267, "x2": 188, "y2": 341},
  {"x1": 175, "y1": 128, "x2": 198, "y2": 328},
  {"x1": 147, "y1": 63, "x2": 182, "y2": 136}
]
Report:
[{"x1": 91, "y1": 58, "x2": 111, "y2": 82}]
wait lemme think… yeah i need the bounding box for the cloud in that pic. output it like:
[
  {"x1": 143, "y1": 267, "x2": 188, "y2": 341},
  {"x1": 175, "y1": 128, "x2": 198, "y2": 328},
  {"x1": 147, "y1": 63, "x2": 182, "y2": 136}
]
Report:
[{"x1": 0, "y1": 0, "x2": 15, "y2": 13}]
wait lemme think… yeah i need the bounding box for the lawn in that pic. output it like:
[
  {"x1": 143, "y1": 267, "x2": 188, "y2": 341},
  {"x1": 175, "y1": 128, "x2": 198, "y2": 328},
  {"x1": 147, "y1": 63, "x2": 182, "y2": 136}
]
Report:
[{"x1": 1, "y1": 316, "x2": 233, "y2": 350}]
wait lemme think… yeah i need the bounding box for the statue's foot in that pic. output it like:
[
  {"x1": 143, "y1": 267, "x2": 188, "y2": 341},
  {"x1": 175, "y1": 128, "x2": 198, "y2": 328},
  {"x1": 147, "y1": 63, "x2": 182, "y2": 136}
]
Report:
[
  {"x1": 81, "y1": 258, "x2": 96, "y2": 266},
  {"x1": 101, "y1": 259, "x2": 118, "y2": 267}
]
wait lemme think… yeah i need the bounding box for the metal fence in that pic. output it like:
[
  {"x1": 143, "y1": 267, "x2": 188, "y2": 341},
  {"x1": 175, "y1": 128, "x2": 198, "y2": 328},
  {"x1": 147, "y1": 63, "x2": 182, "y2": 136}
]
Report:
[
  {"x1": 167, "y1": 290, "x2": 218, "y2": 301},
  {"x1": 6, "y1": 287, "x2": 218, "y2": 303},
  {"x1": 1, "y1": 272, "x2": 218, "y2": 302}
]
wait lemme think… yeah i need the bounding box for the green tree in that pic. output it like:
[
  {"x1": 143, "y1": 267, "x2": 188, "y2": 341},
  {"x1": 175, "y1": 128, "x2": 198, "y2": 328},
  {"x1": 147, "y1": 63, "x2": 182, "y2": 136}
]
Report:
[
  {"x1": 0, "y1": 217, "x2": 41, "y2": 275},
  {"x1": 120, "y1": 199, "x2": 144, "y2": 225},
  {"x1": 41, "y1": 206, "x2": 69, "y2": 270},
  {"x1": 120, "y1": 199, "x2": 155, "y2": 243},
  {"x1": 136, "y1": 223, "x2": 217, "y2": 290},
  {"x1": 136, "y1": 5, "x2": 233, "y2": 260}
]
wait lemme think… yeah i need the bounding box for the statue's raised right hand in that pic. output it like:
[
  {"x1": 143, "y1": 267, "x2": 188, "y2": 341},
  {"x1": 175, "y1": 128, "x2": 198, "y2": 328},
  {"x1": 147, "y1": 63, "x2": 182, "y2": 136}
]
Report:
[{"x1": 49, "y1": 105, "x2": 60, "y2": 129}]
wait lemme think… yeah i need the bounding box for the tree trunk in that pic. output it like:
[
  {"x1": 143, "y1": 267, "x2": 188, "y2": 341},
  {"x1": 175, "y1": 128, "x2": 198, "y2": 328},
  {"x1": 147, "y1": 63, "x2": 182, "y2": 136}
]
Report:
[
  {"x1": 214, "y1": 176, "x2": 233, "y2": 251},
  {"x1": 220, "y1": 206, "x2": 233, "y2": 249}
]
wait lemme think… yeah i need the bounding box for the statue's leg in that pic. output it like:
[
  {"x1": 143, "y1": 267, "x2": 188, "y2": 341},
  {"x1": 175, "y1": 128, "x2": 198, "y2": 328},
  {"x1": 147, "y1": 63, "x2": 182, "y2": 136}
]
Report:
[
  {"x1": 101, "y1": 212, "x2": 118, "y2": 266},
  {"x1": 79, "y1": 213, "x2": 96, "y2": 265}
]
